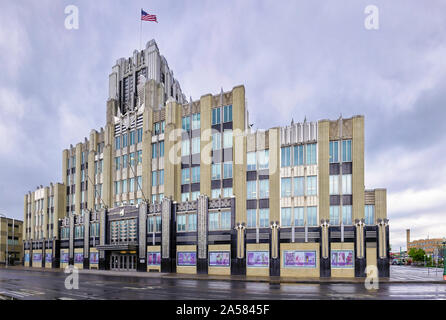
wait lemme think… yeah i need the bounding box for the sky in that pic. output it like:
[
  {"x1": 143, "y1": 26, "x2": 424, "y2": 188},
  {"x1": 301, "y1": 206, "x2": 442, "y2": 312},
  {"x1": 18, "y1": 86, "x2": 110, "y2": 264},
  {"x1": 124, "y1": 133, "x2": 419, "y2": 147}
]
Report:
[{"x1": 0, "y1": 0, "x2": 445, "y2": 251}]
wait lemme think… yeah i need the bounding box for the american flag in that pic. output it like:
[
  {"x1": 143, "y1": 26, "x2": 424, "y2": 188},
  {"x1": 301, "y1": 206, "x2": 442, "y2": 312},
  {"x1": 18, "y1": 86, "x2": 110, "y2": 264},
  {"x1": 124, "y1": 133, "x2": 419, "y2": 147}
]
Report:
[{"x1": 141, "y1": 9, "x2": 157, "y2": 22}]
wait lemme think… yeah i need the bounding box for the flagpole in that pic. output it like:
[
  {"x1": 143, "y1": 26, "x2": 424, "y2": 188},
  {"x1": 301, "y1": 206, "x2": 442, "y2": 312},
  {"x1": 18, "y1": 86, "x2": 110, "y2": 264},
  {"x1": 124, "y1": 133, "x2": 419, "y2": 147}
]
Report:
[{"x1": 140, "y1": 8, "x2": 142, "y2": 50}]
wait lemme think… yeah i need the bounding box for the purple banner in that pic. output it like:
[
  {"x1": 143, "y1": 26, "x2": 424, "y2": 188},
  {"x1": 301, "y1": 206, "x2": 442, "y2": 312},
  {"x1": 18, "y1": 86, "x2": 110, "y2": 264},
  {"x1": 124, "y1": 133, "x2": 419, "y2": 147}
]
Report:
[
  {"x1": 247, "y1": 251, "x2": 269, "y2": 267},
  {"x1": 331, "y1": 250, "x2": 354, "y2": 268},
  {"x1": 32, "y1": 253, "x2": 42, "y2": 262},
  {"x1": 283, "y1": 251, "x2": 316, "y2": 268},
  {"x1": 147, "y1": 252, "x2": 161, "y2": 266},
  {"x1": 177, "y1": 252, "x2": 196, "y2": 266},
  {"x1": 90, "y1": 252, "x2": 99, "y2": 264},
  {"x1": 74, "y1": 253, "x2": 83, "y2": 263},
  {"x1": 45, "y1": 253, "x2": 52, "y2": 263},
  {"x1": 24, "y1": 253, "x2": 30, "y2": 262},
  {"x1": 61, "y1": 251, "x2": 69, "y2": 263},
  {"x1": 209, "y1": 251, "x2": 230, "y2": 267}
]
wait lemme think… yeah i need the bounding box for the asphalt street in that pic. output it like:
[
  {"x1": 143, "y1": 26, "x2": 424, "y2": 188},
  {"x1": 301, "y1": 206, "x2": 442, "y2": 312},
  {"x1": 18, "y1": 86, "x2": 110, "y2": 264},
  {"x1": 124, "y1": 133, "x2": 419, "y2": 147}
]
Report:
[{"x1": 0, "y1": 266, "x2": 444, "y2": 300}]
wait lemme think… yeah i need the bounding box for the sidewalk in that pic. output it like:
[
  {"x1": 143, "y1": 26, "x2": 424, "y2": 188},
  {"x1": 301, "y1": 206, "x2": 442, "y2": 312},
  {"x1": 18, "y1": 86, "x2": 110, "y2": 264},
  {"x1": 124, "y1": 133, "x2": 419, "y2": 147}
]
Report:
[{"x1": 2, "y1": 265, "x2": 445, "y2": 284}]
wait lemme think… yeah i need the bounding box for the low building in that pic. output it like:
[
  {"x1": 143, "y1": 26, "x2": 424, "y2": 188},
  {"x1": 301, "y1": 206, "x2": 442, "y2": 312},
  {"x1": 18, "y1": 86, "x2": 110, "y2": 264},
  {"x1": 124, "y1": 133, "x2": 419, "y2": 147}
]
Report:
[
  {"x1": 0, "y1": 216, "x2": 23, "y2": 265},
  {"x1": 406, "y1": 229, "x2": 444, "y2": 257}
]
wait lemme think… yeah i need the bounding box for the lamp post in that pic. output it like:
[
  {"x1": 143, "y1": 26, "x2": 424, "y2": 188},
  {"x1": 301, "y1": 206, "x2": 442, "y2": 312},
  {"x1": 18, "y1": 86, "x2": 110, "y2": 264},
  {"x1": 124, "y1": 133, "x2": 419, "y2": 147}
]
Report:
[
  {"x1": 0, "y1": 213, "x2": 7, "y2": 268},
  {"x1": 442, "y1": 238, "x2": 446, "y2": 281}
]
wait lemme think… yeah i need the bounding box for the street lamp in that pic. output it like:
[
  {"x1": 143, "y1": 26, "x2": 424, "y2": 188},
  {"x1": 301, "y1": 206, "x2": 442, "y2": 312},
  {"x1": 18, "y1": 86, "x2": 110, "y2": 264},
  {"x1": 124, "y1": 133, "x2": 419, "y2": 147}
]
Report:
[
  {"x1": 0, "y1": 213, "x2": 7, "y2": 268},
  {"x1": 442, "y1": 237, "x2": 446, "y2": 281}
]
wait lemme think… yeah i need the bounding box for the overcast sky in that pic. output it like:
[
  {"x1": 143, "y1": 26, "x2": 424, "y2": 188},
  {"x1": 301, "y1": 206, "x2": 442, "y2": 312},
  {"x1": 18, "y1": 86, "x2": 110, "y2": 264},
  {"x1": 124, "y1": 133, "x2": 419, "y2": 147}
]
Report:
[{"x1": 1, "y1": 1, "x2": 445, "y2": 251}]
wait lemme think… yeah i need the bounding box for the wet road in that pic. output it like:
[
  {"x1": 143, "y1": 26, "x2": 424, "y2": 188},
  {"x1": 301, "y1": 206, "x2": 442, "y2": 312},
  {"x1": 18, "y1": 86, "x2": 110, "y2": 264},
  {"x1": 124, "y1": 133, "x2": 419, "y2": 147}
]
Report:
[{"x1": 0, "y1": 267, "x2": 445, "y2": 300}]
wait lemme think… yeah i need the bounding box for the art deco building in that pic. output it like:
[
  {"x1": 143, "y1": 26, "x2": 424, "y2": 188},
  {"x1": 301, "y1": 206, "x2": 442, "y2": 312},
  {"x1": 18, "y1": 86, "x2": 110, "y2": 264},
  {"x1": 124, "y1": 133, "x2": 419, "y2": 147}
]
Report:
[{"x1": 23, "y1": 39, "x2": 389, "y2": 278}]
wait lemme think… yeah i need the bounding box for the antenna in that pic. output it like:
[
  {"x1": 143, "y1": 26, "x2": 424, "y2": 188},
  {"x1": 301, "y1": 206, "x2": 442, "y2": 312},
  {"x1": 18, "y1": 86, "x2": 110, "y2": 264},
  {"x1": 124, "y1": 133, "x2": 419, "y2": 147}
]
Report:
[
  {"x1": 123, "y1": 154, "x2": 149, "y2": 204},
  {"x1": 85, "y1": 171, "x2": 108, "y2": 210}
]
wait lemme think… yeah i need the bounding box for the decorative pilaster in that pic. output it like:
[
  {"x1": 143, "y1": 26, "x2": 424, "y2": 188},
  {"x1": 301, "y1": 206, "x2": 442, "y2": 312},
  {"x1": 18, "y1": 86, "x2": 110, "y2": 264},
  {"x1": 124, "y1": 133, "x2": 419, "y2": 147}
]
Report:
[
  {"x1": 269, "y1": 221, "x2": 280, "y2": 276},
  {"x1": 355, "y1": 218, "x2": 366, "y2": 277},
  {"x1": 83, "y1": 209, "x2": 90, "y2": 269},
  {"x1": 137, "y1": 202, "x2": 147, "y2": 272},
  {"x1": 377, "y1": 218, "x2": 390, "y2": 277},
  {"x1": 320, "y1": 219, "x2": 331, "y2": 277},
  {"x1": 197, "y1": 195, "x2": 208, "y2": 274},
  {"x1": 69, "y1": 213, "x2": 74, "y2": 265}
]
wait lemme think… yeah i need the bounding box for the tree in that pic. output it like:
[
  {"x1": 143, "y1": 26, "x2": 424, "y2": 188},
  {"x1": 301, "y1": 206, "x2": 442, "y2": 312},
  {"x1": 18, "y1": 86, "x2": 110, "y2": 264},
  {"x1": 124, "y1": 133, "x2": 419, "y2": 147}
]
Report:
[{"x1": 408, "y1": 248, "x2": 425, "y2": 262}]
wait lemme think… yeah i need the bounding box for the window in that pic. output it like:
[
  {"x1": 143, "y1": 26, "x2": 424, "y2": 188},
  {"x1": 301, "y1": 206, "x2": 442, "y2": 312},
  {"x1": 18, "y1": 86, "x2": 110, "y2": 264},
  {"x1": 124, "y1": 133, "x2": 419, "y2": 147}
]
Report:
[
  {"x1": 223, "y1": 162, "x2": 232, "y2": 179},
  {"x1": 154, "y1": 122, "x2": 160, "y2": 135},
  {"x1": 137, "y1": 176, "x2": 142, "y2": 190},
  {"x1": 122, "y1": 179, "x2": 127, "y2": 193},
  {"x1": 159, "y1": 170, "x2": 164, "y2": 185},
  {"x1": 191, "y1": 137, "x2": 200, "y2": 154},
  {"x1": 181, "y1": 193, "x2": 189, "y2": 202},
  {"x1": 247, "y1": 152, "x2": 256, "y2": 171},
  {"x1": 188, "y1": 213, "x2": 197, "y2": 231},
  {"x1": 247, "y1": 180, "x2": 256, "y2": 199},
  {"x1": 342, "y1": 206, "x2": 352, "y2": 225},
  {"x1": 152, "y1": 171, "x2": 157, "y2": 186},
  {"x1": 365, "y1": 205, "x2": 375, "y2": 225},
  {"x1": 211, "y1": 188, "x2": 221, "y2": 199},
  {"x1": 258, "y1": 150, "x2": 269, "y2": 170},
  {"x1": 181, "y1": 168, "x2": 190, "y2": 184},
  {"x1": 211, "y1": 163, "x2": 221, "y2": 180},
  {"x1": 137, "y1": 128, "x2": 143, "y2": 143},
  {"x1": 122, "y1": 133, "x2": 128, "y2": 147},
  {"x1": 307, "y1": 176, "x2": 317, "y2": 196},
  {"x1": 191, "y1": 167, "x2": 200, "y2": 183},
  {"x1": 212, "y1": 133, "x2": 221, "y2": 150},
  {"x1": 137, "y1": 150, "x2": 142, "y2": 164},
  {"x1": 191, "y1": 113, "x2": 200, "y2": 130},
  {"x1": 247, "y1": 209, "x2": 256, "y2": 228},
  {"x1": 259, "y1": 179, "x2": 269, "y2": 198},
  {"x1": 223, "y1": 130, "x2": 233, "y2": 148},
  {"x1": 159, "y1": 141, "x2": 164, "y2": 157},
  {"x1": 342, "y1": 174, "x2": 352, "y2": 194},
  {"x1": 115, "y1": 136, "x2": 121, "y2": 149},
  {"x1": 122, "y1": 155, "x2": 128, "y2": 168},
  {"x1": 177, "y1": 214, "x2": 186, "y2": 232},
  {"x1": 114, "y1": 181, "x2": 120, "y2": 194},
  {"x1": 281, "y1": 147, "x2": 291, "y2": 167},
  {"x1": 182, "y1": 139, "x2": 190, "y2": 156},
  {"x1": 329, "y1": 175, "x2": 339, "y2": 195},
  {"x1": 342, "y1": 140, "x2": 352, "y2": 162},
  {"x1": 129, "y1": 178, "x2": 135, "y2": 192},
  {"x1": 293, "y1": 177, "x2": 304, "y2": 196},
  {"x1": 223, "y1": 105, "x2": 232, "y2": 122},
  {"x1": 259, "y1": 209, "x2": 269, "y2": 228},
  {"x1": 223, "y1": 187, "x2": 232, "y2": 198},
  {"x1": 115, "y1": 157, "x2": 120, "y2": 170},
  {"x1": 281, "y1": 208, "x2": 292, "y2": 227},
  {"x1": 307, "y1": 206, "x2": 318, "y2": 226},
  {"x1": 160, "y1": 121, "x2": 165, "y2": 134},
  {"x1": 293, "y1": 145, "x2": 304, "y2": 166},
  {"x1": 330, "y1": 206, "x2": 340, "y2": 225},
  {"x1": 152, "y1": 143, "x2": 157, "y2": 158},
  {"x1": 212, "y1": 107, "x2": 221, "y2": 125},
  {"x1": 281, "y1": 178, "x2": 291, "y2": 197},
  {"x1": 182, "y1": 116, "x2": 191, "y2": 131},
  {"x1": 329, "y1": 141, "x2": 339, "y2": 163},
  {"x1": 147, "y1": 216, "x2": 154, "y2": 232},
  {"x1": 294, "y1": 207, "x2": 304, "y2": 226},
  {"x1": 208, "y1": 210, "x2": 231, "y2": 230},
  {"x1": 191, "y1": 191, "x2": 200, "y2": 201},
  {"x1": 306, "y1": 143, "x2": 317, "y2": 165},
  {"x1": 129, "y1": 152, "x2": 135, "y2": 166},
  {"x1": 129, "y1": 131, "x2": 135, "y2": 145}
]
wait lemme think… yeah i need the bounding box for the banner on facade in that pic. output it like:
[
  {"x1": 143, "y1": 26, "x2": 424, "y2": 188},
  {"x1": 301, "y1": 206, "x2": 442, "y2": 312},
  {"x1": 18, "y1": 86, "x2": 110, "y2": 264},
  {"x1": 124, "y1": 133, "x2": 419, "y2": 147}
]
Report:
[
  {"x1": 331, "y1": 250, "x2": 354, "y2": 268},
  {"x1": 177, "y1": 251, "x2": 196, "y2": 266},
  {"x1": 209, "y1": 251, "x2": 230, "y2": 267},
  {"x1": 147, "y1": 252, "x2": 161, "y2": 265},
  {"x1": 45, "y1": 253, "x2": 52, "y2": 263},
  {"x1": 90, "y1": 252, "x2": 99, "y2": 264},
  {"x1": 33, "y1": 253, "x2": 42, "y2": 262},
  {"x1": 61, "y1": 251, "x2": 69, "y2": 263},
  {"x1": 283, "y1": 250, "x2": 316, "y2": 268},
  {"x1": 74, "y1": 253, "x2": 83, "y2": 263},
  {"x1": 24, "y1": 253, "x2": 30, "y2": 262},
  {"x1": 247, "y1": 251, "x2": 269, "y2": 267}
]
